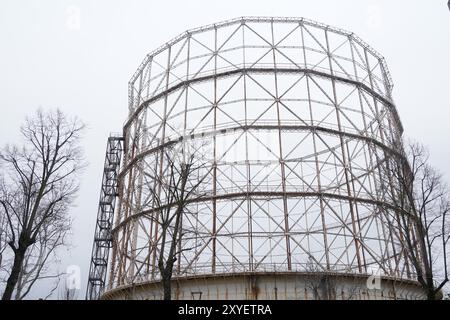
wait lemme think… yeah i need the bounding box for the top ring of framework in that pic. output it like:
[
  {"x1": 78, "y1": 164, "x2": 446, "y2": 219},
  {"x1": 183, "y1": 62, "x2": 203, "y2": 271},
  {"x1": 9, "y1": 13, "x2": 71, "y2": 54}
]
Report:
[{"x1": 127, "y1": 16, "x2": 400, "y2": 131}]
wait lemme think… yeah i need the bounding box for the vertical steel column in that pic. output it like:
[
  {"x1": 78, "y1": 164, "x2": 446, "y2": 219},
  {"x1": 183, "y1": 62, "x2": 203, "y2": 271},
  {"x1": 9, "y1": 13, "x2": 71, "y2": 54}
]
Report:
[
  {"x1": 117, "y1": 120, "x2": 139, "y2": 285},
  {"x1": 242, "y1": 21, "x2": 254, "y2": 272},
  {"x1": 301, "y1": 23, "x2": 331, "y2": 270},
  {"x1": 271, "y1": 19, "x2": 292, "y2": 270},
  {"x1": 348, "y1": 36, "x2": 372, "y2": 273},
  {"x1": 178, "y1": 34, "x2": 191, "y2": 275},
  {"x1": 325, "y1": 29, "x2": 363, "y2": 273},
  {"x1": 212, "y1": 25, "x2": 218, "y2": 274},
  {"x1": 151, "y1": 45, "x2": 172, "y2": 278}
]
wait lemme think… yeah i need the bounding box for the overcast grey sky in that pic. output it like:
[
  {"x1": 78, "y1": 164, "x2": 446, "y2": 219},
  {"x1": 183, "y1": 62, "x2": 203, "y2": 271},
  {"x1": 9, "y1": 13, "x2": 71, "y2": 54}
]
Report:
[{"x1": 0, "y1": 0, "x2": 449, "y2": 299}]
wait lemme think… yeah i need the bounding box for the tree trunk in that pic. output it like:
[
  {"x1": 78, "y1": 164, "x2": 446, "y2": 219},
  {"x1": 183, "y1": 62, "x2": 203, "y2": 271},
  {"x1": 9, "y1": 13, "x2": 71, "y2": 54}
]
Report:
[
  {"x1": 2, "y1": 248, "x2": 26, "y2": 300},
  {"x1": 427, "y1": 289, "x2": 436, "y2": 300},
  {"x1": 162, "y1": 274, "x2": 171, "y2": 300},
  {"x1": 424, "y1": 275, "x2": 437, "y2": 300}
]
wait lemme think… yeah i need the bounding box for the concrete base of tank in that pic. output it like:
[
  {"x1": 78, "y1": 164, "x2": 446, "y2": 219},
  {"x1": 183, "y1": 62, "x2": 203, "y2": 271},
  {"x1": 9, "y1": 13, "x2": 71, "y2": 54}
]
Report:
[{"x1": 102, "y1": 272, "x2": 426, "y2": 300}]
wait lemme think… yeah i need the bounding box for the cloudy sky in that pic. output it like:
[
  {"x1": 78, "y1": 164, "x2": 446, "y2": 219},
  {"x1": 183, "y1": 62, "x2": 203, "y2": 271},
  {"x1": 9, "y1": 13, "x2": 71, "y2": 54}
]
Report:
[{"x1": 0, "y1": 0, "x2": 449, "y2": 299}]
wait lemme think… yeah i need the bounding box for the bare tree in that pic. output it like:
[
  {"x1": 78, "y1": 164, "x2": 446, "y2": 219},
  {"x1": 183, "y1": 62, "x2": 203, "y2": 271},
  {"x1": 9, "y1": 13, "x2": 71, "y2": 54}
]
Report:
[
  {"x1": 303, "y1": 258, "x2": 361, "y2": 300},
  {"x1": 0, "y1": 109, "x2": 85, "y2": 300},
  {"x1": 383, "y1": 141, "x2": 449, "y2": 300},
  {"x1": 303, "y1": 258, "x2": 334, "y2": 300},
  {"x1": 145, "y1": 140, "x2": 209, "y2": 300}
]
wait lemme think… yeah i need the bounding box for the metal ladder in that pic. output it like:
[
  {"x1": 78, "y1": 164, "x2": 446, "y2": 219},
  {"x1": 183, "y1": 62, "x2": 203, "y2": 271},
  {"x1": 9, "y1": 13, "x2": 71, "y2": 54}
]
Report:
[{"x1": 86, "y1": 135, "x2": 123, "y2": 300}]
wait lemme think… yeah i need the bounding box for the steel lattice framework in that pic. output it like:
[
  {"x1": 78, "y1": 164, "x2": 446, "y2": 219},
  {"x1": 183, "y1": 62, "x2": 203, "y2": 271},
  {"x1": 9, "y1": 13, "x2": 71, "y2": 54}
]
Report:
[{"x1": 104, "y1": 17, "x2": 422, "y2": 295}]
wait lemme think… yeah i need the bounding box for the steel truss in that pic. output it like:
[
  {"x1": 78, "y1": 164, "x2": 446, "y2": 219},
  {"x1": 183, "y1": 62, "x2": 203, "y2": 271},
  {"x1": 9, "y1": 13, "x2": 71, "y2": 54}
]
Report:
[
  {"x1": 86, "y1": 135, "x2": 124, "y2": 300},
  {"x1": 104, "y1": 17, "x2": 422, "y2": 295}
]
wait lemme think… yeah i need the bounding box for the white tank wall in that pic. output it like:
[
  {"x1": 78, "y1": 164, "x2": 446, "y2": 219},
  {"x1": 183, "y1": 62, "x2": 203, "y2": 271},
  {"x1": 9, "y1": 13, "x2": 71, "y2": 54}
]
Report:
[{"x1": 103, "y1": 273, "x2": 426, "y2": 300}]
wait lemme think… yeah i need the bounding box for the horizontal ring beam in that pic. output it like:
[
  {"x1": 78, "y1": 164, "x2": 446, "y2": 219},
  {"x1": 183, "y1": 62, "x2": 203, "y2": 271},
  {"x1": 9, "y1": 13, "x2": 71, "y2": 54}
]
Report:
[{"x1": 125, "y1": 67, "x2": 400, "y2": 132}]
